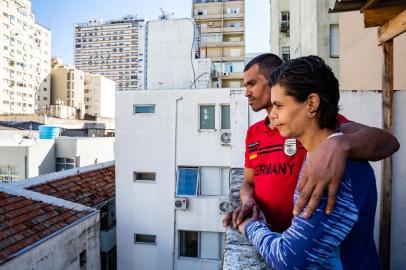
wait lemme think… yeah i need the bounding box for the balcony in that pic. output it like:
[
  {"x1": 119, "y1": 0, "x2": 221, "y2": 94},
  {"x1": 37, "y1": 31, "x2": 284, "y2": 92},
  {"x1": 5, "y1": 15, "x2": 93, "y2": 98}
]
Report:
[
  {"x1": 221, "y1": 72, "x2": 243, "y2": 80},
  {"x1": 224, "y1": 26, "x2": 244, "y2": 33},
  {"x1": 201, "y1": 41, "x2": 244, "y2": 48},
  {"x1": 280, "y1": 21, "x2": 290, "y2": 33},
  {"x1": 222, "y1": 169, "x2": 271, "y2": 270}
]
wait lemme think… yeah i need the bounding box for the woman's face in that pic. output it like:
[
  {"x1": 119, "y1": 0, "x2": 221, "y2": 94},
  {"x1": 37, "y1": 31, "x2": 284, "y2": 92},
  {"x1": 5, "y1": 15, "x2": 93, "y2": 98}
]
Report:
[{"x1": 269, "y1": 84, "x2": 310, "y2": 138}]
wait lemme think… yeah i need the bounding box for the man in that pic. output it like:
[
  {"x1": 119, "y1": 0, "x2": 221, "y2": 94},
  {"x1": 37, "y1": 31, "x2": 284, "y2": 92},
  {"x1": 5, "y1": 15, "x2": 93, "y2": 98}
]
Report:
[{"x1": 223, "y1": 53, "x2": 399, "y2": 232}]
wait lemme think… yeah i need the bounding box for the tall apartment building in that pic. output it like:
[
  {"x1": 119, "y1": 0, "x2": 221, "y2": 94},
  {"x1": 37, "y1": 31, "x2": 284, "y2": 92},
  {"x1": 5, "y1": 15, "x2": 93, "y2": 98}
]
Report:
[
  {"x1": 0, "y1": 0, "x2": 51, "y2": 114},
  {"x1": 74, "y1": 16, "x2": 145, "y2": 91},
  {"x1": 270, "y1": 0, "x2": 339, "y2": 76},
  {"x1": 84, "y1": 73, "x2": 115, "y2": 118},
  {"x1": 51, "y1": 61, "x2": 85, "y2": 114},
  {"x1": 192, "y1": 0, "x2": 245, "y2": 88}
]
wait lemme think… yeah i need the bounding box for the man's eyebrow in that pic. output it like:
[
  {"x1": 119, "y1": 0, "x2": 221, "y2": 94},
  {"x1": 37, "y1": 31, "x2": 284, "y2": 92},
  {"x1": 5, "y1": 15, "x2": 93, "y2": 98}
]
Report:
[{"x1": 243, "y1": 79, "x2": 256, "y2": 86}]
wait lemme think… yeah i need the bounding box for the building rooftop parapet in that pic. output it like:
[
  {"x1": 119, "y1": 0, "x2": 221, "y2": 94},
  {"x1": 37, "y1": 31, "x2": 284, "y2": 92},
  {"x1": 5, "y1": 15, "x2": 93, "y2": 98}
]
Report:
[{"x1": 222, "y1": 168, "x2": 272, "y2": 270}]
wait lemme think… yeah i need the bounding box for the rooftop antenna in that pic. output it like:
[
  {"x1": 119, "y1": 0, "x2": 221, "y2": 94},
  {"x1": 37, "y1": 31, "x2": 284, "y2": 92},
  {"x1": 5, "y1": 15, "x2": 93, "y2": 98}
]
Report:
[{"x1": 159, "y1": 7, "x2": 174, "y2": 20}]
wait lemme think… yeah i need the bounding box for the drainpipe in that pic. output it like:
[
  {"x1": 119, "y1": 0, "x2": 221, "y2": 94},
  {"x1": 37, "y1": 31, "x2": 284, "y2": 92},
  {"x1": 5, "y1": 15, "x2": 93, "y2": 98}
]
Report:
[{"x1": 172, "y1": 97, "x2": 183, "y2": 270}]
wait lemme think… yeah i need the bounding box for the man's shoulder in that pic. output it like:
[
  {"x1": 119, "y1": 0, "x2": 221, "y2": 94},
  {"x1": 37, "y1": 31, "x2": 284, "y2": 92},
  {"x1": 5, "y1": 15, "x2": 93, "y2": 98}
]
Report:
[{"x1": 248, "y1": 119, "x2": 267, "y2": 131}]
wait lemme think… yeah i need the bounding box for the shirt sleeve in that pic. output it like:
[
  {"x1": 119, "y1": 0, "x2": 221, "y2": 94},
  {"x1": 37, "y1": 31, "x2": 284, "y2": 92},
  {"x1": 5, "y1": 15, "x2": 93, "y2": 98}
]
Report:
[
  {"x1": 337, "y1": 114, "x2": 351, "y2": 125},
  {"x1": 244, "y1": 176, "x2": 359, "y2": 269}
]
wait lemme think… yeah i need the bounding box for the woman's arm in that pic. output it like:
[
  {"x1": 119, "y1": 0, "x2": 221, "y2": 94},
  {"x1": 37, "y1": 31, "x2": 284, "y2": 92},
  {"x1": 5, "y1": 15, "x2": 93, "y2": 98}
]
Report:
[{"x1": 243, "y1": 177, "x2": 359, "y2": 269}]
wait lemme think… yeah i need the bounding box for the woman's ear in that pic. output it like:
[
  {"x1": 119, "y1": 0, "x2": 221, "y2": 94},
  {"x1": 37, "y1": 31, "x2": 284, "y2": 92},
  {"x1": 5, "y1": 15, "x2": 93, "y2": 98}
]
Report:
[{"x1": 307, "y1": 93, "x2": 320, "y2": 118}]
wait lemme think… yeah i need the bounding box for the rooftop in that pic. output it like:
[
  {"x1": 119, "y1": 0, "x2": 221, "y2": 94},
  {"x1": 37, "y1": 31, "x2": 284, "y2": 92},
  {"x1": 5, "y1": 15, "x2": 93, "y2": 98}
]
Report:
[
  {"x1": 0, "y1": 187, "x2": 94, "y2": 265},
  {"x1": 15, "y1": 162, "x2": 115, "y2": 208}
]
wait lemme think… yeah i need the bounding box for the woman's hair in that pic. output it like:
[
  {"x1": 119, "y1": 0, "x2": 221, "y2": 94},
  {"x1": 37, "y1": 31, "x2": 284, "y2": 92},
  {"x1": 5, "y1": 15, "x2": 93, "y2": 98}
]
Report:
[{"x1": 269, "y1": 55, "x2": 339, "y2": 130}]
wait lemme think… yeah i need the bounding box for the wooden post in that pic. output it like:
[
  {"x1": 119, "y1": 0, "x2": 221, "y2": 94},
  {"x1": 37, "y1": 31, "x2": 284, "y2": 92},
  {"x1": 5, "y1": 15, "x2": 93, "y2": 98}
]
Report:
[{"x1": 379, "y1": 40, "x2": 393, "y2": 270}]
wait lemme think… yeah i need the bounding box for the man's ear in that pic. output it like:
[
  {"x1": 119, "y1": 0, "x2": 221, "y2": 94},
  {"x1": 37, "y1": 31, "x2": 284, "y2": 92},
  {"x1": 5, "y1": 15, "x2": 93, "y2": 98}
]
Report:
[{"x1": 307, "y1": 93, "x2": 320, "y2": 116}]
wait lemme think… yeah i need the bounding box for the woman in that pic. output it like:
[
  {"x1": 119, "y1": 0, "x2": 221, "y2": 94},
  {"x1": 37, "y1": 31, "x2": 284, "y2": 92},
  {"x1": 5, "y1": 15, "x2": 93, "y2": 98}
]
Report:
[{"x1": 238, "y1": 56, "x2": 380, "y2": 269}]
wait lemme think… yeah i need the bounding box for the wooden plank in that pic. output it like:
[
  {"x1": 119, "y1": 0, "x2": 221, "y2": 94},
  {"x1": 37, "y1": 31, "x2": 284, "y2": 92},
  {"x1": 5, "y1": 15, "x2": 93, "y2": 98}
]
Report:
[
  {"x1": 363, "y1": 4, "x2": 406, "y2": 27},
  {"x1": 378, "y1": 10, "x2": 406, "y2": 45},
  {"x1": 379, "y1": 40, "x2": 393, "y2": 270},
  {"x1": 361, "y1": 0, "x2": 381, "y2": 11}
]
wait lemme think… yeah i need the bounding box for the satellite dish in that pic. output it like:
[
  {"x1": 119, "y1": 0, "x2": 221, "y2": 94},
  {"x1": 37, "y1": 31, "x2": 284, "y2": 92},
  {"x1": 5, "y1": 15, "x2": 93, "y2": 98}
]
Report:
[
  {"x1": 219, "y1": 201, "x2": 229, "y2": 213},
  {"x1": 221, "y1": 132, "x2": 231, "y2": 144},
  {"x1": 14, "y1": 134, "x2": 23, "y2": 144}
]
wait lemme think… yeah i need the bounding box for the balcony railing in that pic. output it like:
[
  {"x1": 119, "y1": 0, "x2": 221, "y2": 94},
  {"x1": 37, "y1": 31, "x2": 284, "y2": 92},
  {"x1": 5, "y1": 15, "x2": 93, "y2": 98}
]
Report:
[{"x1": 222, "y1": 168, "x2": 272, "y2": 270}]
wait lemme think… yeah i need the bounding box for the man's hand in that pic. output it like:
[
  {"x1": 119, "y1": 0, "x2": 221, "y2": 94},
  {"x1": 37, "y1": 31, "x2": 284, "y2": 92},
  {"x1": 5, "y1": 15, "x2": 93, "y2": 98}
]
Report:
[
  {"x1": 222, "y1": 200, "x2": 257, "y2": 228},
  {"x1": 294, "y1": 135, "x2": 348, "y2": 218},
  {"x1": 238, "y1": 205, "x2": 261, "y2": 234}
]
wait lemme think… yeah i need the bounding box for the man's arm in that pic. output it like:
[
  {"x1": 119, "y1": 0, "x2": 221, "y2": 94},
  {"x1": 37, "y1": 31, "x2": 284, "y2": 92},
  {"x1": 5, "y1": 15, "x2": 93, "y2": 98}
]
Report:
[
  {"x1": 294, "y1": 121, "x2": 399, "y2": 218},
  {"x1": 222, "y1": 168, "x2": 257, "y2": 228}
]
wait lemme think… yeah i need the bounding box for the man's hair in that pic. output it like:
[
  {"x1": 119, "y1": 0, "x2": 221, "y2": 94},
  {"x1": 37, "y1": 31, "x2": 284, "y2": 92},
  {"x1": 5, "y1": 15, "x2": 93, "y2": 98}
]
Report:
[
  {"x1": 244, "y1": 53, "x2": 283, "y2": 80},
  {"x1": 269, "y1": 55, "x2": 339, "y2": 130}
]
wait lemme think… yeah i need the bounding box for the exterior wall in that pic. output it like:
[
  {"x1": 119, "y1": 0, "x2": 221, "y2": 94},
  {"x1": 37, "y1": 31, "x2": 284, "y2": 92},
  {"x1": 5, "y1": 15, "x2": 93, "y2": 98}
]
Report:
[
  {"x1": 146, "y1": 19, "x2": 197, "y2": 90},
  {"x1": 0, "y1": 140, "x2": 55, "y2": 182},
  {"x1": 27, "y1": 139, "x2": 55, "y2": 177},
  {"x1": 116, "y1": 88, "x2": 238, "y2": 270},
  {"x1": 0, "y1": 0, "x2": 51, "y2": 114},
  {"x1": 339, "y1": 11, "x2": 406, "y2": 90},
  {"x1": 0, "y1": 212, "x2": 100, "y2": 270},
  {"x1": 192, "y1": 0, "x2": 245, "y2": 87},
  {"x1": 84, "y1": 73, "x2": 115, "y2": 118},
  {"x1": 51, "y1": 64, "x2": 85, "y2": 112},
  {"x1": 55, "y1": 137, "x2": 115, "y2": 167},
  {"x1": 270, "y1": 0, "x2": 290, "y2": 56},
  {"x1": 74, "y1": 16, "x2": 145, "y2": 91},
  {"x1": 289, "y1": 0, "x2": 338, "y2": 75}
]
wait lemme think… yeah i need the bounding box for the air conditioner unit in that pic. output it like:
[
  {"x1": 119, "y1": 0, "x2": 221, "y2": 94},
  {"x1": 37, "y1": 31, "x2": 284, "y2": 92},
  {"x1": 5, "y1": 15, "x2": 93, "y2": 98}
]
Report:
[
  {"x1": 220, "y1": 131, "x2": 231, "y2": 145},
  {"x1": 219, "y1": 200, "x2": 230, "y2": 214},
  {"x1": 174, "y1": 198, "x2": 189, "y2": 210}
]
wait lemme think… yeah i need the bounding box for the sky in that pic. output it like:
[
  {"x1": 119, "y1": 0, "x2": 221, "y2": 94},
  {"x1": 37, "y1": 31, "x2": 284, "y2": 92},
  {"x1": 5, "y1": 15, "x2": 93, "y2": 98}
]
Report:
[{"x1": 31, "y1": 0, "x2": 270, "y2": 65}]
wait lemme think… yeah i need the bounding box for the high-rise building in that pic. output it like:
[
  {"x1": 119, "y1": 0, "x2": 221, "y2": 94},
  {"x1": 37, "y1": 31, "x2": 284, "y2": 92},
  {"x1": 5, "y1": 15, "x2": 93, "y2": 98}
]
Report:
[
  {"x1": 192, "y1": 0, "x2": 245, "y2": 88},
  {"x1": 270, "y1": 0, "x2": 339, "y2": 76},
  {"x1": 0, "y1": 0, "x2": 51, "y2": 114},
  {"x1": 74, "y1": 16, "x2": 145, "y2": 91}
]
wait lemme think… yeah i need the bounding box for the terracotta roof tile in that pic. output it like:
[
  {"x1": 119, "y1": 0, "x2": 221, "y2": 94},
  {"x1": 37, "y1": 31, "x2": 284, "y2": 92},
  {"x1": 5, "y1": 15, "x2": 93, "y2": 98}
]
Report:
[
  {"x1": 28, "y1": 165, "x2": 115, "y2": 207},
  {"x1": 0, "y1": 192, "x2": 90, "y2": 265}
]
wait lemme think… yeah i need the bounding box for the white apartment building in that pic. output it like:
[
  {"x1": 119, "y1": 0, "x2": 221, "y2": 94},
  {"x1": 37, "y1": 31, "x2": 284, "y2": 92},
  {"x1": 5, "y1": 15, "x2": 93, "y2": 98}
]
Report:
[
  {"x1": 50, "y1": 62, "x2": 85, "y2": 114},
  {"x1": 84, "y1": 73, "x2": 115, "y2": 118},
  {"x1": 0, "y1": 0, "x2": 51, "y2": 114},
  {"x1": 116, "y1": 88, "x2": 406, "y2": 270},
  {"x1": 146, "y1": 18, "x2": 217, "y2": 90},
  {"x1": 116, "y1": 88, "x2": 264, "y2": 270},
  {"x1": 270, "y1": 0, "x2": 339, "y2": 75},
  {"x1": 74, "y1": 16, "x2": 145, "y2": 91}
]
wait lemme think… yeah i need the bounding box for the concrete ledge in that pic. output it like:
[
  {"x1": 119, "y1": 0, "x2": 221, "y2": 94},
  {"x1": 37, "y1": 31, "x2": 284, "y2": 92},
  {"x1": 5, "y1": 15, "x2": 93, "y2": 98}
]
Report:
[{"x1": 222, "y1": 168, "x2": 272, "y2": 270}]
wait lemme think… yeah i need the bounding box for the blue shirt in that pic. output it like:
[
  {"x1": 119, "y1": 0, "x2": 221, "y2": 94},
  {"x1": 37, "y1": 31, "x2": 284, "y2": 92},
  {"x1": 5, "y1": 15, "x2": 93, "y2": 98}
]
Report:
[{"x1": 245, "y1": 160, "x2": 381, "y2": 270}]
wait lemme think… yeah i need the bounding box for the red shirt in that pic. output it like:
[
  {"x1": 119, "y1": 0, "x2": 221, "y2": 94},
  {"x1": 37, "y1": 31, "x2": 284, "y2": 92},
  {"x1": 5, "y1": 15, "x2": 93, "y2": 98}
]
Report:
[{"x1": 245, "y1": 115, "x2": 350, "y2": 232}]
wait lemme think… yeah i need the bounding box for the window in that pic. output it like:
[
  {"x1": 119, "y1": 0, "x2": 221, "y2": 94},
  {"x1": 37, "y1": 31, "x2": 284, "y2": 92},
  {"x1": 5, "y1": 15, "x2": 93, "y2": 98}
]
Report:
[
  {"x1": 133, "y1": 104, "x2": 155, "y2": 114},
  {"x1": 199, "y1": 105, "x2": 215, "y2": 129},
  {"x1": 221, "y1": 105, "x2": 230, "y2": 130},
  {"x1": 79, "y1": 250, "x2": 87, "y2": 268},
  {"x1": 179, "y1": 231, "x2": 224, "y2": 260},
  {"x1": 330, "y1": 24, "x2": 339, "y2": 58},
  {"x1": 134, "y1": 234, "x2": 157, "y2": 245},
  {"x1": 281, "y1": 11, "x2": 290, "y2": 33},
  {"x1": 176, "y1": 167, "x2": 199, "y2": 197},
  {"x1": 200, "y1": 167, "x2": 230, "y2": 196},
  {"x1": 227, "y1": 7, "x2": 240, "y2": 14},
  {"x1": 0, "y1": 165, "x2": 18, "y2": 183},
  {"x1": 230, "y1": 48, "x2": 240, "y2": 57},
  {"x1": 281, "y1": 46, "x2": 290, "y2": 61},
  {"x1": 56, "y1": 157, "x2": 75, "y2": 171},
  {"x1": 133, "y1": 172, "x2": 156, "y2": 182}
]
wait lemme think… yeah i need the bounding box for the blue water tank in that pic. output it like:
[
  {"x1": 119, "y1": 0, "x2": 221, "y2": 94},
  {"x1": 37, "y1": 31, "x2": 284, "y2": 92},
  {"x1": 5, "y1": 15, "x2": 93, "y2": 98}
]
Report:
[{"x1": 39, "y1": 125, "x2": 61, "y2": 139}]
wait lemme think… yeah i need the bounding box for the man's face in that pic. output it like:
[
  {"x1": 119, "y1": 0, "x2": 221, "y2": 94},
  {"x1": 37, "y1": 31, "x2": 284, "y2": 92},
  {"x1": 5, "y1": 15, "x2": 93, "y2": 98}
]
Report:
[{"x1": 244, "y1": 64, "x2": 272, "y2": 112}]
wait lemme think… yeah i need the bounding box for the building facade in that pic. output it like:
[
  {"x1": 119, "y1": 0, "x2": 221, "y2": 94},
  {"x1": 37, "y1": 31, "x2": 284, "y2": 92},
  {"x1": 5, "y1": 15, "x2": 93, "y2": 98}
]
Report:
[
  {"x1": 0, "y1": 0, "x2": 51, "y2": 114},
  {"x1": 192, "y1": 0, "x2": 245, "y2": 88},
  {"x1": 146, "y1": 18, "x2": 217, "y2": 90},
  {"x1": 270, "y1": 0, "x2": 339, "y2": 76},
  {"x1": 115, "y1": 88, "x2": 263, "y2": 270},
  {"x1": 74, "y1": 16, "x2": 145, "y2": 91},
  {"x1": 50, "y1": 61, "x2": 85, "y2": 114},
  {"x1": 84, "y1": 73, "x2": 115, "y2": 118}
]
